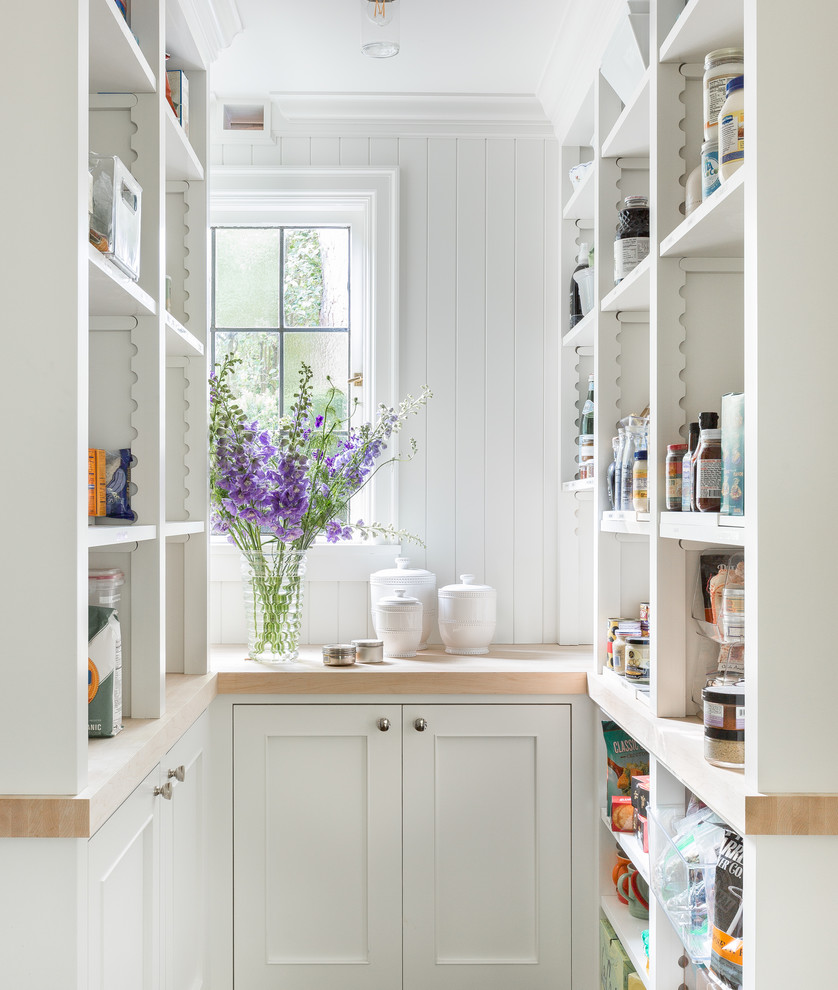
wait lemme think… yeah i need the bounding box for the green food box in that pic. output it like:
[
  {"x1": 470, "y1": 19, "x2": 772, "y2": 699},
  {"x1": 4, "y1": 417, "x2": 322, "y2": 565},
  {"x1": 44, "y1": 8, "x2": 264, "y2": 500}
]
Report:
[
  {"x1": 600, "y1": 915, "x2": 618, "y2": 989},
  {"x1": 721, "y1": 391, "x2": 744, "y2": 516},
  {"x1": 606, "y1": 932, "x2": 637, "y2": 990}
]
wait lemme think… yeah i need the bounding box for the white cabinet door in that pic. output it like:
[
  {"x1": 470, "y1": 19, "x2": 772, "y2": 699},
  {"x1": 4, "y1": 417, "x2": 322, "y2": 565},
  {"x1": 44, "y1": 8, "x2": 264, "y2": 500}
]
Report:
[
  {"x1": 234, "y1": 704, "x2": 403, "y2": 990},
  {"x1": 162, "y1": 711, "x2": 210, "y2": 990},
  {"x1": 402, "y1": 704, "x2": 572, "y2": 990},
  {"x1": 88, "y1": 765, "x2": 162, "y2": 990}
]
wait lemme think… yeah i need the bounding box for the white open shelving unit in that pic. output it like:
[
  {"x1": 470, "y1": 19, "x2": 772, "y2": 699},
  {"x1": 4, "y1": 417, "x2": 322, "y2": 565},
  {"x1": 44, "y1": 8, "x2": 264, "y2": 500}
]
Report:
[
  {"x1": 0, "y1": 0, "x2": 211, "y2": 799},
  {"x1": 559, "y1": 0, "x2": 838, "y2": 987}
]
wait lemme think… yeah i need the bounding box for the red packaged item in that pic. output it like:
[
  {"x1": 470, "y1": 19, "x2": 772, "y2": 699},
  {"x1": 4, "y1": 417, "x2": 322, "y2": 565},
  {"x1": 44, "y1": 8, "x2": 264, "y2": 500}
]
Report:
[{"x1": 610, "y1": 795, "x2": 634, "y2": 832}]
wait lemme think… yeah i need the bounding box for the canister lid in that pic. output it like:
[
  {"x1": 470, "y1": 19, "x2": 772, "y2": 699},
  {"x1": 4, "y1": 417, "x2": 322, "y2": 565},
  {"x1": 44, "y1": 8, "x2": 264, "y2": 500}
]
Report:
[
  {"x1": 667, "y1": 443, "x2": 687, "y2": 453},
  {"x1": 726, "y1": 75, "x2": 744, "y2": 95},
  {"x1": 374, "y1": 588, "x2": 422, "y2": 608},
  {"x1": 703, "y1": 684, "x2": 745, "y2": 705},
  {"x1": 89, "y1": 568, "x2": 125, "y2": 585},
  {"x1": 704, "y1": 48, "x2": 744, "y2": 70},
  {"x1": 701, "y1": 140, "x2": 718, "y2": 153},
  {"x1": 370, "y1": 556, "x2": 435, "y2": 584},
  {"x1": 704, "y1": 726, "x2": 745, "y2": 742},
  {"x1": 625, "y1": 637, "x2": 650, "y2": 645},
  {"x1": 438, "y1": 574, "x2": 496, "y2": 596}
]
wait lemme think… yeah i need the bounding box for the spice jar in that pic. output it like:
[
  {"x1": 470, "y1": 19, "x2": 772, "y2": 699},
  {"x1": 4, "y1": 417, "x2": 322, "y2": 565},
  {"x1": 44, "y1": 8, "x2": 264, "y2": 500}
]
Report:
[
  {"x1": 695, "y1": 428, "x2": 723, "y2": 512},
  {"x1": 624, "y1": 637, "x2": 650, "y2": 684},
  {"x1": 666, "y1": 443, "x2": 687, "y2": 510},
  {"x1": 614, "y1": 196, "x2": 650, "y2": 284},
  {"x1": 703, "y1": 684, "x2": 745, "y2": 768},
  {"x1": 703, "y1": 48, "x2": 744, "y2": 140},
  {"x1": 721, "y1": 586, "x2": 745, "y2": 642},
  {"x1": 611, "y1": 623, "x2": 639, "y2": 676},
  {"x1": 632, "y1": 450, "x2": 648, "y2": 512}
]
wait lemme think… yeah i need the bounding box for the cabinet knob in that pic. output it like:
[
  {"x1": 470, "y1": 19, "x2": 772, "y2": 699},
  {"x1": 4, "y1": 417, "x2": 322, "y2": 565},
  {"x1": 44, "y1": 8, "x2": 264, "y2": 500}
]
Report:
[
  {"x1": 377, "y1": 718, "x2": 390, "y2": 732},
  {"x1": 414, "y1": 718, "x2": 428, "y2": 732},
  {"x1": 154, "y1": 781, "x2": 173, "y2": 800},
  {"x1": 168, "y1": 765, "x2": 186, "y2": 782}
]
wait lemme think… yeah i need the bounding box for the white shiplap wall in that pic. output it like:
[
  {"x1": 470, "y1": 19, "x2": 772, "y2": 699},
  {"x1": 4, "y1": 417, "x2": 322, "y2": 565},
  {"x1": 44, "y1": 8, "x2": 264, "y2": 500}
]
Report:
[{"x1": 210, "y1": 131, "x2": 559, "y2": 645}]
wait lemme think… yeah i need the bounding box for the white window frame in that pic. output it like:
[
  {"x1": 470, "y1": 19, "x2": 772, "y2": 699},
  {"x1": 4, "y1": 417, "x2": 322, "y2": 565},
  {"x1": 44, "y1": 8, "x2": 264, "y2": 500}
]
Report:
[{"x1": 209, "y1": 166, "x2": 400, "y2": 581}]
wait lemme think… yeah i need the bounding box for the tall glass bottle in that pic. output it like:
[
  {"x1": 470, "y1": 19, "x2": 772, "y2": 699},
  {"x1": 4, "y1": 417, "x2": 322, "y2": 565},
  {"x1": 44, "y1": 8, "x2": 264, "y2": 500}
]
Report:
[
  {"x1": 607, "y1": 436, "x2": 619, "y2": 509},
  {"x1": 569, "y1": 242, "x2": 590, "y2": 330},
  {"x1": 580, "y1": 375, "x2": 594, "y2": 436},
  {"x1": 681, "y1": 422, "x2": 700, "y2": 512},
  {"x1": 614, "y1": 429, "x2": 627, "y2": 510}
]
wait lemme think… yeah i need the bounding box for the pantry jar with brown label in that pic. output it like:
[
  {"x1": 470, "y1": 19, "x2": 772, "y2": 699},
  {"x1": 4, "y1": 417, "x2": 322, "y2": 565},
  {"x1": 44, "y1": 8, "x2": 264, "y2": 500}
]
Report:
[{"x1": 695, "y1": 427, "x2": 723, "y2": 512}]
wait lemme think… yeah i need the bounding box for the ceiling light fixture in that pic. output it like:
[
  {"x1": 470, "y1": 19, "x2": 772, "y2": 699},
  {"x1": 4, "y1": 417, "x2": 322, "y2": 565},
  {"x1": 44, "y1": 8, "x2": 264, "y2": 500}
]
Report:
[{"x1": 360, "y1": 0, "x2": 400, "y2": 58}]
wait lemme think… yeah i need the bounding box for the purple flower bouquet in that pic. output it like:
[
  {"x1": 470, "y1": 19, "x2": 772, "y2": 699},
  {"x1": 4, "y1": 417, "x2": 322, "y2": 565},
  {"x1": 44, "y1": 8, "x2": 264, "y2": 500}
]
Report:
[{"x1": 210, "y1": 355, "x2": 431, "y2": 661}]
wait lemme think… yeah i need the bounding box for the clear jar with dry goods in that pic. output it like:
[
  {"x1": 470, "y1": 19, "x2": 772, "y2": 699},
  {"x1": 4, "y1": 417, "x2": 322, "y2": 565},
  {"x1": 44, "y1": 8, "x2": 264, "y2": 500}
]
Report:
[
  {"x1": 703, "y1": 684, "x2": 745, "y2": 767},
  {"x1": 666, "y1": 443, "x2": 687, "y2": 510}
]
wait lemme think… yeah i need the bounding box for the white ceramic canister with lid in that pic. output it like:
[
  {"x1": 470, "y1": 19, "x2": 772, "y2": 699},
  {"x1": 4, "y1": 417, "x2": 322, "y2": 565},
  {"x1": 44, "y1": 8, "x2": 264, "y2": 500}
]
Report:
[
  {"x1": 370, "y1": 556, "x2": 436, "y2": 649},
  {"x1": 371, "y1": 589, "x2": 423, "y2": 658},
  {"x1": 437, "y1": 574, "x2": 497, "y2": 655}
]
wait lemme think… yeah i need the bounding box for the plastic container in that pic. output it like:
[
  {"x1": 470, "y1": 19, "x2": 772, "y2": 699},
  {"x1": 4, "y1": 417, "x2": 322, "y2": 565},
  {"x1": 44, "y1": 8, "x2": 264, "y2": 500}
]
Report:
[
  {"x1": 89, "y1": 154, "x2": 143, "y2": 280},
  {"x1": 719, "y1": 75, "x2": 745, "y2": 182},
  {"x1": 703, "y1": 48, "x2": 744, "y2": 140},
  {"x1": 88, "y1": 568, "x2": 124, "y2": 607},
  {"x1": 649, "y1": 805, "x2": 725, "y2": 964},
  {"x1": 701, "y1": 139, "x2": 720, "y2": 200},
  {"x1": 632, "y1": 449, "x2": 648, "y2": 512},
  {"x1": 573, "y1": 266, "x2": 596, "y2": 316}
]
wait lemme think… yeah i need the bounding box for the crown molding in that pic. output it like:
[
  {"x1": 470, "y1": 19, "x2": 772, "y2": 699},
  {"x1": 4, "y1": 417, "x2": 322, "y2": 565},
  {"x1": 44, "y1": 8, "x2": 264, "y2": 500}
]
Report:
[{"x1": 258, "y1": 92, "x2": 556, "y2": 138}]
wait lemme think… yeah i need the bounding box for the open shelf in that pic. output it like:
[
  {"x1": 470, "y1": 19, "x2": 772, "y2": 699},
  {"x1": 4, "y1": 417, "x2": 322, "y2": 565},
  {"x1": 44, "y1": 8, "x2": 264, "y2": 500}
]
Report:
[
  {"x1": 660, "y1": 170, "x2": 744, "y2": 258},
  {"x1": 89, "y1": 245, "x2": 157, "y2": 317},
  {"x1": 660, "y1": 0, "x2": 745, "y2": 64},
  {"x1": 89, "y1": 0, "x2": 156, "y2": 94},
  {"x1": 562, "y1": 164, "x2": 596, "y2": 222},
  {"x1": 601, "y1": 69, "x2": 651, "y2": 159},
  {"x1": 601, "y1": 808, "x2": 651, "y2": 886},
  {"x1": 166, "y1": 111, "x2": 204, "y2": 181},
  {"x1": 601, "y1": 896, "x2": 651, "y2": 987},
  {"x1": 659, "y1": 511, "x2": 745, "y2": 546},
  {"x1": 563, "y1": 309, "x2": 595, "y2": 348},
  {"x1": 601, "y1": 254, "x2": 651, "y2": 312},
  {"x1": 165, "y1": 312, "x2": 204, "y2": 356},
  {"x1": 164, "y1": 520, "x2": 206, "y2": 538},
  {"x1": 562, "y1": 478, "x2": 595, "y2": 494},
  {"x1": 87, "y1": 524, "x2": 157, "y2": 548},
  {"x1": 601, "y1": 510, "x2": 651, "y2": 535}
]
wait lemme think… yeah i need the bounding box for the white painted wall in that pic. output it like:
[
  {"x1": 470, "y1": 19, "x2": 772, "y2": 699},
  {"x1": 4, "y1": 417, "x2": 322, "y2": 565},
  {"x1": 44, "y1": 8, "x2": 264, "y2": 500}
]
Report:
[{"x1": 210, "y1": 130, "x2": 559, "y2": 645}]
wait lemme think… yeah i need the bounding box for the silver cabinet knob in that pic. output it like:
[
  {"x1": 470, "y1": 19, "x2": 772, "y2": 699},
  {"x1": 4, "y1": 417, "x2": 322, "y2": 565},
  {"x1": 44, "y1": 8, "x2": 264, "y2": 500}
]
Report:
[
  {"x1": 154, "y1": 781, "x2": 173, "y2": 800},
  {"x1": 377, "y1": 718, "x2": 390, "y2": 732},
  {"x1": 414, "y1": 718, "x2": 428, "y2": 732},
  {"x1": 168, "y1": 765, "x2": 186, "y2": 782}
]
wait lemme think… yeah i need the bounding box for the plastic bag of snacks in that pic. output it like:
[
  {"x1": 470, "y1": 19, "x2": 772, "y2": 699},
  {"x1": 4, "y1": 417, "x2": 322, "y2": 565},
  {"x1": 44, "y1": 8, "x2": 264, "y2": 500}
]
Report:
[
  {"x1": 602, "y1": 720, "x2": 649, "y2": 828},
  {"x1": 710, "y1": 829, "x2": 744, "y2": 989},
  {"x1": 88, "y1": 606, "x2": 123, "y2": 737}
]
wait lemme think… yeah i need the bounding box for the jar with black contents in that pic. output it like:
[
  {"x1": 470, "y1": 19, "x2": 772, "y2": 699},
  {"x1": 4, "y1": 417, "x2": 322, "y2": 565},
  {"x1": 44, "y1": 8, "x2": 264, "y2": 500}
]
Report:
[{"x1": 614, "y1": 196, "x2": 650, "y2": 284}]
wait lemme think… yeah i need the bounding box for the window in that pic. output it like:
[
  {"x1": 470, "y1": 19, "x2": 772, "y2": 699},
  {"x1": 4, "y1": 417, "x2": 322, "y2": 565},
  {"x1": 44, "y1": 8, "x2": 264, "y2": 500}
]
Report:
[
  {"x1": 211, "y1": 225, "x2": 352, "y2": 434},
  {"x1": 209, "y1": 166, "x2": 399, "y2": 566}
]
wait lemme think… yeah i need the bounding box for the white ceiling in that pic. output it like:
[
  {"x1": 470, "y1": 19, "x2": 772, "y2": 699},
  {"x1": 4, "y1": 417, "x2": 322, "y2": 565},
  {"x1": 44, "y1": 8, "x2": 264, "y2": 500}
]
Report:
[{"x1": 212, "y1": 0, "x2": 572, "y2": 97}]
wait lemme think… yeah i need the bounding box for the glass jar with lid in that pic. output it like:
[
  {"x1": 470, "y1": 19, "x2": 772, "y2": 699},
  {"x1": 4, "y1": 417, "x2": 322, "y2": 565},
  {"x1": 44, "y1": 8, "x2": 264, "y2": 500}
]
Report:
[
  {"x1": 624, "y1": 637, "x2": 650, "y2": 684},
  {"x1": 695, "y1": 428, "x2": 723, "y2": 512},
  {"x1": 614, "y1": 196, "x2": 650, "y2": 284},
  {"x1": 703, "y1": 48, "x2": 744, "y2": 140},
  {"x1": 666, "y1": 443, "x2": 687, "y2": 510}
]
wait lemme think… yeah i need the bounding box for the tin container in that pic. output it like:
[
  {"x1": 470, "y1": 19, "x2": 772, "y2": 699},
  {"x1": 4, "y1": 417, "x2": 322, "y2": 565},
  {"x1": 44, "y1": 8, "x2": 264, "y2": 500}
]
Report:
[
  {"x1": 352, "y1": 638, "x2": 384, "y2": 663},
  {"x1": 322, "y1": 644, "x2": 356, "y2": 666}
]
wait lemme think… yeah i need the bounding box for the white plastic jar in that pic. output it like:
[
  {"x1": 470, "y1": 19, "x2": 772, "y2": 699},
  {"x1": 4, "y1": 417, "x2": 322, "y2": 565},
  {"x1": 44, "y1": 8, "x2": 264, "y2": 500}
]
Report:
[
  {"x1": 703, "y1": 49, "x2": 744, "y2": 140},
  {"x1": 719, "y1": 75, "x2": 745, "y2": 182}
]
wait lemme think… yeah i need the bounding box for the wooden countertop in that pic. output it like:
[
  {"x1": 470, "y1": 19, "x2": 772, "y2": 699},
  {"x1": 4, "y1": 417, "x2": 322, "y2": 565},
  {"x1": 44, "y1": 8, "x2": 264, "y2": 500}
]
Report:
[
  {"x1": 213, "y1": 643, "x2": 592, "y2": 696},
  {"x1": 0, "y1": 646, "x2": 591, "y2": 839}
]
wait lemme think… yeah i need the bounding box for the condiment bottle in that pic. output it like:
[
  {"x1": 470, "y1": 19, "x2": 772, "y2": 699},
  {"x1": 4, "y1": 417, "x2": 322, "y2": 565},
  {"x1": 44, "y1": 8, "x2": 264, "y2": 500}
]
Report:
[
  {"x1": 569, "y1": 242, "x2": 589, "y2": 329},
  {"x1": 695, "y1": 428, "x2": 723, "y2": 512},
  {"x1": 681, "y1": 422, "x2": 700, "y2": 512},
  {"x1": 719, "y1": 75, "x2": 745, "y2": 183},
  {"x1": 666, "y1": 443, "x2": 687, "y2": 510},
  {"x1": 614, "y1": 196, "x2": 650, "y2": 284},
  {"x1": 691, "y1": 413, "x2": 718, "y2": 511},
  {"x1": 632, "y1": 450, "x2": 648, "y2": 512},
  {"x1": 580, "y1": 374, "x2": 594, "y2": 436}
]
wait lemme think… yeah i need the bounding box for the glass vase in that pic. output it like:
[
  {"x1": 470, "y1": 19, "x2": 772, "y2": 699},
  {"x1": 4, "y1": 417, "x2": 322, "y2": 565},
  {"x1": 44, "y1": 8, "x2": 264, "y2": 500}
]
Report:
[{"x1": 240, "y1": 547, "x2": 307, "y2": 662}]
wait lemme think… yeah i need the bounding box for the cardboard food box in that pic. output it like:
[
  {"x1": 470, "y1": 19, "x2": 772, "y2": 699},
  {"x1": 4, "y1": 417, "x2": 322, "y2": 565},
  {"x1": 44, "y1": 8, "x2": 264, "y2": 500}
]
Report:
[
  {"x1": 606, "y1": 932, "x2": 637, "y2": 990},
  {"x1": 721, "y1": 391, "x2": 744, "y2": 516},
  {"x1": 600, "y1": 915, "x2": 618, "y2": 988},
  {"x1": 167, "y1": 70, "x2": 189, "y2": 136}
]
